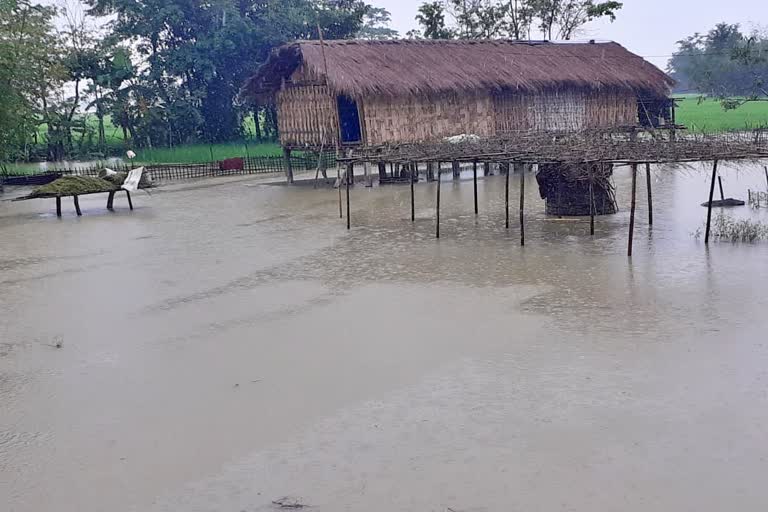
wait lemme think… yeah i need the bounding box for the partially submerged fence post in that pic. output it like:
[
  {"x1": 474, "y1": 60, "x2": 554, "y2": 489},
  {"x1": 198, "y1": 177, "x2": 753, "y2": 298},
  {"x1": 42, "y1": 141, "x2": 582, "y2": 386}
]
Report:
[
  {"x1": 628, "y1": 163, "x2": 638, "y2": 257},
  {"x1": 283, "y1": 147, "x2": 294, "y2": 184},
  {"x1": 436, "y1": 162, "x2": 441, "y2": 239},
  {"x1": 705, "y1": 160, "x2": 719, "y2": 244}
]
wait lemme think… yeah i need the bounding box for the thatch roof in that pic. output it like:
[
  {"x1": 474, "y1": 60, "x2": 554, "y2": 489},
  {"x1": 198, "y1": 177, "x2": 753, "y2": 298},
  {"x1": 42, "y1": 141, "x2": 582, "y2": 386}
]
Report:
[{"x1": 244, "y1": 39, "x2": 674, "y2": 101}]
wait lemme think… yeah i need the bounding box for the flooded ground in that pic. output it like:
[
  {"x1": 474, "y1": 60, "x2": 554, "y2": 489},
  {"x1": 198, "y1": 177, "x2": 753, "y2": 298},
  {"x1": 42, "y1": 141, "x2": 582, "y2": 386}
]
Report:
[{"x1": 2, "y1": 162, "x2": 768, "y2": 512}]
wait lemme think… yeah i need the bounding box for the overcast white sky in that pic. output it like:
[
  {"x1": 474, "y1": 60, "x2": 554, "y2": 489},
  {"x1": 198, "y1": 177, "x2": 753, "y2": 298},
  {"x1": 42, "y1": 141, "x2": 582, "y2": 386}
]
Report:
[{"x1": 374, "y1": 0, "x2": 766, "y2": 69}]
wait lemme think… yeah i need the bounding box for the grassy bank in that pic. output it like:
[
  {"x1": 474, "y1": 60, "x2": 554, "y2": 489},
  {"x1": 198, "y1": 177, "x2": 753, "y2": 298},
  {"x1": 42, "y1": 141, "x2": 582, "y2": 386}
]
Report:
[{"x1": 674, "y1": 94, "x2": 768, "y2": 132}]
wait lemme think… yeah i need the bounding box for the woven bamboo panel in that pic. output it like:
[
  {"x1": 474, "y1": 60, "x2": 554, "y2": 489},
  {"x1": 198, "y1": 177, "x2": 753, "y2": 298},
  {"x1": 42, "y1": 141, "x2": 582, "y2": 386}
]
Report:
[
  {"x1": 494, "y1": 90, "x2": 638, "y2": 133},
  {"x1": 277, "y1": 83, "x2": 338, "y2": 148},
  {"x1": 362, "y1": 92, "x2": 495, "y2": 145}
]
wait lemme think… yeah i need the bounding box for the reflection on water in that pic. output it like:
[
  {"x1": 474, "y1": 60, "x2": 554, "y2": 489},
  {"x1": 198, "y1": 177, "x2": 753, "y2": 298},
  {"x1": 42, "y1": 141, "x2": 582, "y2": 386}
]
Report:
[{"x1": 1, "y1": 163, "x2": 768, "y2": 512}]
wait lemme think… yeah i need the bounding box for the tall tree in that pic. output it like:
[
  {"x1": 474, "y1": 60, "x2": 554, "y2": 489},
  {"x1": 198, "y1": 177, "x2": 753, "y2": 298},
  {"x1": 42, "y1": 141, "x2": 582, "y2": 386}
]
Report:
[
  {"x1": 669, "y1": 23, "x2": 768, "y2": 109},
  {"x1": 415, "y1": 1, "x2": 456, "y2": 39},
  {"x1": 414, "y1": 0, "x2": 621, "y2": 41},
  {"x1": 357, "y1": 7, "x2": 399, "y2": 39},
  {"x1": 0, "y1": 0, "x2": 63, "y2": 165}
]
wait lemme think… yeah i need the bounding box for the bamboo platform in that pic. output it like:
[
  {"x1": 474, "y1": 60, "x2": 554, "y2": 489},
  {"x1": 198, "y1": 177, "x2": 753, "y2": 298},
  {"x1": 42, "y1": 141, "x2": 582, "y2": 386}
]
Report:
[{"x1": 333, "y1": 127, "x2": 768, "y2": 255}]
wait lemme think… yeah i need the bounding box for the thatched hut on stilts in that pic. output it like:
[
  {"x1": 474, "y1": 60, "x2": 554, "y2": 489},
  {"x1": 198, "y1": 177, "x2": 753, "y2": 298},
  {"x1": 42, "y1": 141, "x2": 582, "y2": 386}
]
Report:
[{"x1": 243, "y1": 39, "x2": 674, "y2": 214}]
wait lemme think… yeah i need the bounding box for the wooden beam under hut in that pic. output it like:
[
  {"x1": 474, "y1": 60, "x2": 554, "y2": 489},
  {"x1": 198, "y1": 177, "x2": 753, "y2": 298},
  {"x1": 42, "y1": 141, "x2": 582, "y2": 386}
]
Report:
[{"x1": 73, "y1": 195, "x2": 82, "y2": 216}]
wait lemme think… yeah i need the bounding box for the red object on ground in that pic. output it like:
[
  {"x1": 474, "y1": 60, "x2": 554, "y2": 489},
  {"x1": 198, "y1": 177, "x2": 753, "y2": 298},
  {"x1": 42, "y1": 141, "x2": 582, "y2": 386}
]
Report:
[{"x1": 219, "y1": 157, "x2": 244, "y2": 171}]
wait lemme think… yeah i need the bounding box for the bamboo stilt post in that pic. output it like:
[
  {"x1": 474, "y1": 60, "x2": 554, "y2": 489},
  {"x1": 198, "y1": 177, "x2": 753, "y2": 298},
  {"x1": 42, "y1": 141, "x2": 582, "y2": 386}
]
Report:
[
  {"x1": 764, "y1": 166, "x2": 768, "y2": 191},
  {"x1": 646, "y1": 162, "x2": 653, "y2": 226},
  {"x1": 56, "y1": 197, "x2": 62, "y2": 217},
  {"x1": 452, "y1": 160, "x2": 460, "y2": 180},
  {"x1": 346, "y1": 163, "x2": 351, "y2": 230},
  {"x1": 519, "y1": 167, "x2": 525, "y2": 246},
  {"x1": 410, "y1": 162, "x2": 415, "y2": 222},
  {"x1": 505, "y1": 161, "x2": 510, "y2": 229},
  {"x1": 126, "y1": 190, "x2": 133, "y2": 210},
  {"x1": 628, "y1": 163, "x2": 638, "y2": 257},
  {"x1": 718, "y1": 176, "x2": 725, "y2": 201},
  {"x1": 107, "y1": 191, "x2": 115, "y2": 210},
  {"x1": 337, "y1": 164, "x2": 342, "y2": 219},
  {"x1": 473, "y1": 160, "x2": 478, "y2": 215},
  {"x1": 483, "y1": 162, "x2": 491, "y2": 176},
  {"x1": 283, "y1": 147, "x2": 294, "y2": 184},
  {"x1": 705, "y1": 160, "x2": 719, "y2": 244},
  {"x1": 73, "y1": 195, "x2": 82, "y2": 216},
  {"x1": 436, "y1": 163, "x2": 441, "y2": 239},
  {"x1": 589, "y1": 170, "x2": 595, "y2": 236}
]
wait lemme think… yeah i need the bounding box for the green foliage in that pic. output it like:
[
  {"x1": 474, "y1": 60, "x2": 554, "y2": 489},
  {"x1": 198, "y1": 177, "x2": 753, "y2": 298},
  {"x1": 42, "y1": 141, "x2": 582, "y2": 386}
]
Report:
[
  {"x1": 0, "y1": 0, "x2": 63, "y2": 165},
  {"x1": 357, "y1": 7, "x2": 399, "y2": 39},
  {"x1": 413, "y1": 0, "x2": 621, "y2": 40},
  {"x1": 669, "y1": 23, "x2": 768, "y2": 109}
]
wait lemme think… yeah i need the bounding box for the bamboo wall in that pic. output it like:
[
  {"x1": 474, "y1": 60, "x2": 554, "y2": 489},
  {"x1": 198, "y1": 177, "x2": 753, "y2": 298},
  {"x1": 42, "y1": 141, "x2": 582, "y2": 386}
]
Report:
[
  {"x1": 277, "y1": 83, "x2": 338, "y2": 148},
  {"x1": 362, "y1": 92, "x2": 495, "y2": 145},
  {"x1": 494, "y1": 90, "x2": 638, "y2": 133},
  {"x1": 275, "y1": 74, "x2": 641, "y2": 148}
]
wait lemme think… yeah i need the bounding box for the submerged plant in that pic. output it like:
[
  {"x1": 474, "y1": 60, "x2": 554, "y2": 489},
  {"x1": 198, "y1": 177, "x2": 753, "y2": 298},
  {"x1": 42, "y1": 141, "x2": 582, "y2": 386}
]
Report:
[{"x1": 694, "y1": 212, "x2": 768, "y2": 243}]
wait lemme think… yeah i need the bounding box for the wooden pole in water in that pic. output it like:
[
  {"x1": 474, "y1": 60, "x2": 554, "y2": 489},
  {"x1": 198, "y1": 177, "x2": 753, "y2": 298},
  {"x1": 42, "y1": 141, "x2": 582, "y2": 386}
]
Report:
[
  {"x1": 126, "y1": 190, "x2": 133, "y2": 210},
  {"x1": 628, "y1": 163, "x2": 638, "y2": 257},
  {"x1": 337, "y1": 164, "x2": 342, "y2": 219},
  {"x1": 705, "y1": 160, "x2": 719, "y2": 244},
  {"x1": 645, "y1": 162, "x2": 653, "y2": 226},
  {"x1": 589, "y1": 170, "x2": 595, "y2": 236},
  {"x1": 73, "y1": 195, "x2": 82, "y2": 216},
  {"x1": 283, "y1": 147, "x2": 294, "y2": 184},
  {"x1": 473, "y1": 160, "x2": 478, "y2": 215},
  {"x1": 346, "y1": 163, "x2": 351, "y2": 230},
  {"x1": 519, "y1": 166, "x2": 525, "y2": 246},
  {"x1": 436, "y1": 162, "x2": 441, "y2": 239},
  {"x1": 56, "y1": 197, "x2": 62, "y2": 217},
  {"x1": 505, "y1": 161, "x2": 510, "y2": 229},
  {"x1": 764, "y1": 166, "x2": 768, "y2": 191},
  {"x1": 410, "y1": 162, "x2": 415, "y2": 222},
  {"x1": 718, "y1": 175, "x2": 725, "y2": 201}
]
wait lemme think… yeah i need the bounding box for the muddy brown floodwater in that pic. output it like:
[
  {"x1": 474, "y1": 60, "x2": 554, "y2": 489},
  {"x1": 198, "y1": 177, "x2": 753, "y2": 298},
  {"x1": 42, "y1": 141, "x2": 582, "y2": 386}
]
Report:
[{"x1": 2, "y1": 162, "x2": 768, "y2": 512}]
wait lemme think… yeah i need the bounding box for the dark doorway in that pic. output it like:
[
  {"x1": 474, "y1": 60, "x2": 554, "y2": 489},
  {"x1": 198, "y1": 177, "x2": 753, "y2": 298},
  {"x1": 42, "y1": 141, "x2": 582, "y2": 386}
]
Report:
[{"x1": 337, "y1": 95, "x2": 362, "y2": 144}]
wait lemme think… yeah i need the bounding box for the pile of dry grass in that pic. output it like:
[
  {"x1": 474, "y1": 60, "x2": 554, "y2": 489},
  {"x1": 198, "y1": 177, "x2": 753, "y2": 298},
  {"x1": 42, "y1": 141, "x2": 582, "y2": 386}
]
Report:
[{"x1": 26, "y1": 176, "x2": 120, "y2": 198}]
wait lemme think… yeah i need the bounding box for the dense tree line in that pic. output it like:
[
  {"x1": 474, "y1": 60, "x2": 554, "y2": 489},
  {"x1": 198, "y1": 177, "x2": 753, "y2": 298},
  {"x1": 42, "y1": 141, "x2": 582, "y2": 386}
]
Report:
[
  {"x1": 0, "y1": 0, "x2": 396, "y2": 164},
  {"x1": 668, "y1": 23, "x2": 768, "y2": 108},
  {"x1": 410, "y1": 0, "x2": 622, "y2": 41}
]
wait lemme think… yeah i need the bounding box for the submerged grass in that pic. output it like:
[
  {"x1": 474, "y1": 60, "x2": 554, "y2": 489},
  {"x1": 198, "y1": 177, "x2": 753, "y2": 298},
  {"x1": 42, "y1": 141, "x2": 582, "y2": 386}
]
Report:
[{"x1": 693, "y1": 212, "x2": 768, "y2": 243}]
